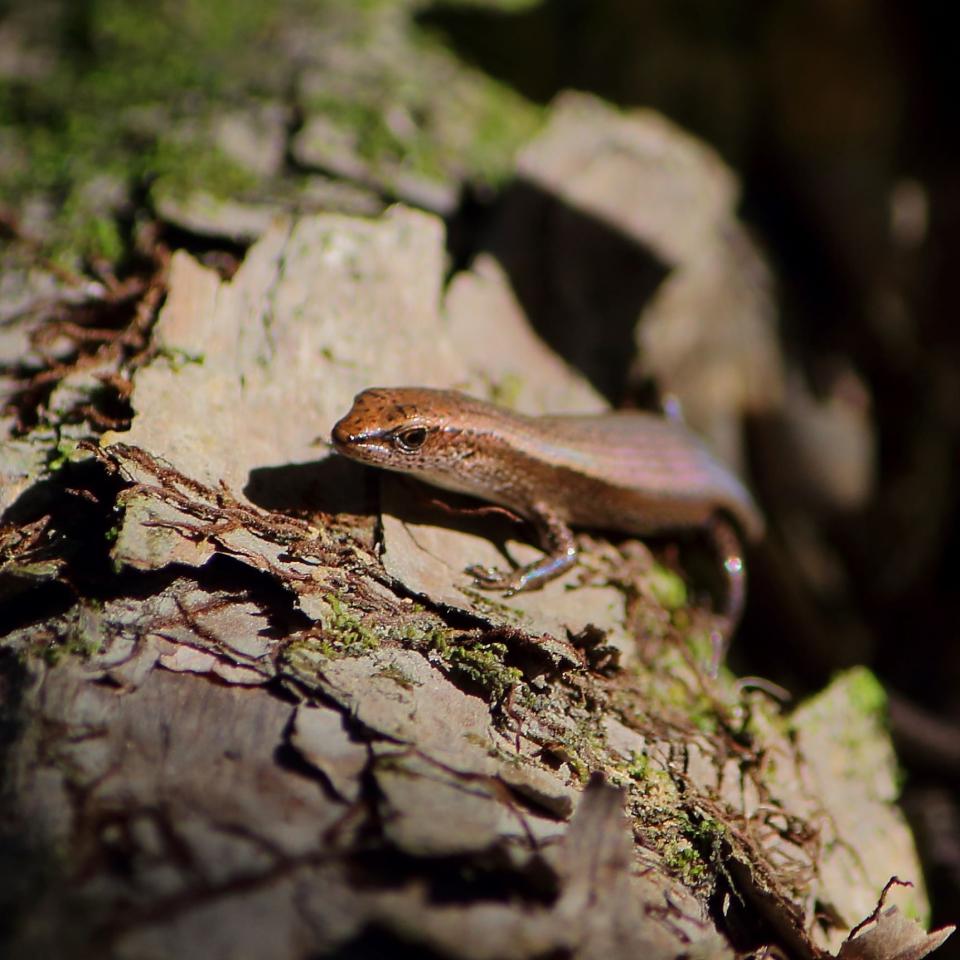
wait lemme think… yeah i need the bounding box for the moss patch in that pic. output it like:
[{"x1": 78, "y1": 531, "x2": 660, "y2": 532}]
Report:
[{"x1": 2, "y1": 0, "x2": 540, "y2": 266}]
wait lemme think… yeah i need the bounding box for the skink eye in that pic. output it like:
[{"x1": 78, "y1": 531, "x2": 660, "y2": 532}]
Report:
[{"x1": 395, "y1": 427, "x2": 427, "y2": 453}]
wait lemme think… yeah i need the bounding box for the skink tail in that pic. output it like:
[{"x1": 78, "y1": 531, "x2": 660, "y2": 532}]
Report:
[{"x1": 707, "y1": 515, "x2": 747, "y2": 675}]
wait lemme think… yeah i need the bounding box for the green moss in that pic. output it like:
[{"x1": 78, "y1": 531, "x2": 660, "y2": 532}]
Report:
[
  {"x1": 35, "y1": 604, "x2": 104, "y2": 665},
  {"x1": 616, "y1": 751, "x2": 676, "y2": 804},
  {"x1": 457, "y1": 587, "x2": 526, "y2": 624},
  {"x1": 789, "y1": 666, "x2": 892, "y2": 764},
  {"x1": 387, "y1": 618, "x2": 452, "y2": 655},
  {"x1": 281, "y1": 636, "x2": 330, "y2": 674},
  {"x1": 843, "y1": 666, "x2": 887, "y2": 719},
  {"x1": 282, "y1": 599, "x2": 454, "y2": 667},
  {"x1": 625, "y1": 751, "x2": 650, "y2": 781},
  {"x1": 72, "y1": 214, "x2": 125, "y2": 265},
  {"x1": 69, "y1": 0, "x2": 283, "y2": 102},
  {"x1": 685, "y1": 812, "x2": 726, "y2": 846},
  {"x1": 654, "y1": 673, "x2": 718, "y2": 735},
  {"x1": 299, "y1": 9, "x2": 541, "y2": 190},
  {"x1": 3, "y1": 1, "x2": 542, "y2": 264},
  {"x1": 145, "y1": 141, "x2": 260, "y2": 204},
  {"x1": 647, "y1": 564, "x2": 687, "y2": 610},
  {"x1": 284, "y1": 610, "x2": 518, "y2": 702},
  {"x1": 375, "y1": 663, "x2": 420, "y2": 689},
  {"x1": 659, "y1": 810, "x2": 726, "y2": 887},
  {"x1": 445, "y1": 65, "x2": 543, "y2": 186},
  {"x1": 0, "y1": 0, "x2": 289, "y2": 262},
  {"x1": 898, "y1": 893, "x2": 924, "y2": 924},
  {"x1": 566, "y1": 754, "x2": 589, "y2": 783},
  {"x1": 487, "y1": 373, "x2": 525, "y2": 409},
  {"x1": 320, "y1": 595, "x2": 383, "y2": 656},
  {"x1": 663, "y1": 838, "x2": 709, "y2": 883},
  {"x1": 623, "y1": 639, "x2": 724, "y2": 736},
  {"x1": 47, "y1": 438, "x2": 80, "y2": 473},
  {"x1": 446, "y1": 640, "x2": 522, "y2": 701},
  {"x1": 156, "y1": 346, "x2": 206, "y2": 371},
  {"x1": 418, "y1": 623, "x2": 523, "y2": 702}
]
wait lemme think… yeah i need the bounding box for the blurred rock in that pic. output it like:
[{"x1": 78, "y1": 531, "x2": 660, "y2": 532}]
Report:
[
  {"x1": 755, "y1": 365, "x2": 876, "y2": 516},
  {"x1": 485, "y1": 91, "x2": 784, "y2": 467},
  {"x1": 212, "y1": 103, "x2": 290, "y2": 180},
  {"x1": 152, "y1": 189, "x2": 286, "y2": 244},
  {"x1": 444, "y1": 253, "x2": 607, "y2": 415},
  {"x1": 109, "y1": 205, "x2": 459, "y2": 495}
]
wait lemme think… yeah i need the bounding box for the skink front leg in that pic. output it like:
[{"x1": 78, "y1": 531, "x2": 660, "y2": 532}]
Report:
[{"x1": 467, "y1": 503, "x2": 578, "y2": 596}]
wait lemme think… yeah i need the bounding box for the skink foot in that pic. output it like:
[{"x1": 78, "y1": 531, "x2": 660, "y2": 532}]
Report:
[
  {"x1": 467, "y1": 563, "x2": 526, "y2": 595},
  {"x1": 467, "y1": 547, "x2": 578, "y2": 596}
]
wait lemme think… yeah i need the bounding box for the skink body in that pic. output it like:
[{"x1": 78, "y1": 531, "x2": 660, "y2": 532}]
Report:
[{"x1": 331, "y1": 387, "x2": 763, "y2": 623}]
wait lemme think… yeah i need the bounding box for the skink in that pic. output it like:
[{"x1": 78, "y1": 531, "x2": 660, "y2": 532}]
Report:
[{"x1": 331, "y1": 387, "x2": 763, "y2": 646}]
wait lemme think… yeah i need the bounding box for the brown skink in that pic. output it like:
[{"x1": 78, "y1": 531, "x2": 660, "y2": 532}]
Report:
[{"x1": 331, "y1": 387, "x2": 763, "y2": 643}]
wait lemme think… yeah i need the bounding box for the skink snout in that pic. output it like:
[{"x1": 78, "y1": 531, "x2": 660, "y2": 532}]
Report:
[
  {"x1": 331, "y1": 415, "x2": 388, "y2": 459},
  {"x1": 330, "y1": 417, "x2": 355, "y2": 449}
]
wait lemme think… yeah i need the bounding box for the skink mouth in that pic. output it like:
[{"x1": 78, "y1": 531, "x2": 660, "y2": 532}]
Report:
[{"x1": 330, "y1": 419, "x2": 390, "y2": 460}]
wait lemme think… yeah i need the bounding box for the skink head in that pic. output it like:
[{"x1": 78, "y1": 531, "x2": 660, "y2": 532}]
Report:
[
  {"x1": 332, "y1": 388, "x2": 437, "y2": 462},
  {"x1": 331, "y1": 386, "x2": 514, "y2": 500},
  {"x1": 333, "y1": 387, "x2": 523, "y2": 509}
]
